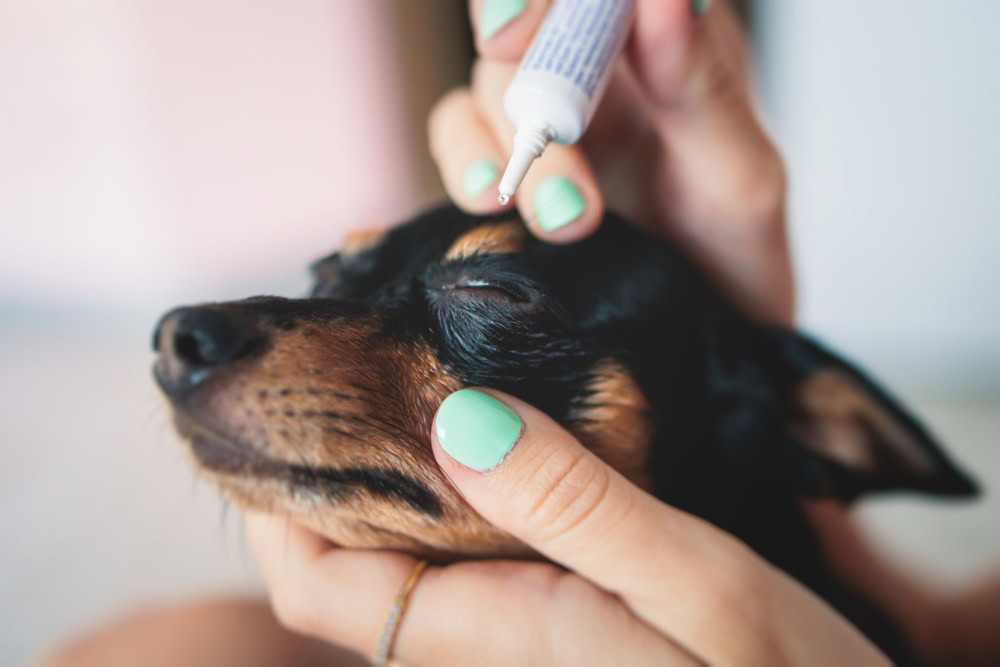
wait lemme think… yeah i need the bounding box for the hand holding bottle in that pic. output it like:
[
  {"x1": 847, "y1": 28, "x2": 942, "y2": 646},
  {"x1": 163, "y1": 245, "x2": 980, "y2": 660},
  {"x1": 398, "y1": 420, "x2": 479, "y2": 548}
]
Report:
[{"x1": 429, "y1": 0, "x2": 793, "y2": 324}]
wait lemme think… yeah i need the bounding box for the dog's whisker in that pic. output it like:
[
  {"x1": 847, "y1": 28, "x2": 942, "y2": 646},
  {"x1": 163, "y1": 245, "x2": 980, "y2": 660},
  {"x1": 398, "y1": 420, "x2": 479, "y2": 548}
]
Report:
[
  {"x1": 237, "y1": 512, "x2": 251, "y2": 574},
  {"x1": 315, "y1": 424, "x2": 413, "y2": 468},
  {"x1": 354, "y1": 416, "x2": 433, "y2": 464},
  {"x1": 280, "y1": 429, "x2": 318, "y2": 472},
  {"x1": 143, "y1": 402, "x2": 164, "y2": 427},
  {"x1": 346, "y1": 382, "x2": 399, "y2": 405},
  {"x1": 303, "y1": 387, "x2": 360, "y2": 401},
  {"x1": 219, "y1": 495, "x2": 231, "y2": 533},
  {"x1": 307, "y1": 363, "x2": 383, "y2": 375}
]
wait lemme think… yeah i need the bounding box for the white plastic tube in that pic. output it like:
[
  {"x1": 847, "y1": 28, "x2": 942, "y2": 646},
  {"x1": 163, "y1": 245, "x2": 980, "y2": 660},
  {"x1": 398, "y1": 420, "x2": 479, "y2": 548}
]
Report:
[{"x1": 497, "y1": 0, "x2": 636, "y2": 204}]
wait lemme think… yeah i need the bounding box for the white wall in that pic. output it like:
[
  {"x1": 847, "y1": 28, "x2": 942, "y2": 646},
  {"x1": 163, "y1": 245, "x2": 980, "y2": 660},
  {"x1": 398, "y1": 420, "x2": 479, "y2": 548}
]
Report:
[{"x1": 755, "y1": 1, "x2": 1000, "y2": 396}]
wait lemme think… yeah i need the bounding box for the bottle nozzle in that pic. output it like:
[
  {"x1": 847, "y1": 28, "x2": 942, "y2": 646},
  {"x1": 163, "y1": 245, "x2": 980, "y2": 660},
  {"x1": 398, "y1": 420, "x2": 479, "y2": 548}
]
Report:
[{"x1": 497, "y1": 123, "x2": 553, "y2": 205}]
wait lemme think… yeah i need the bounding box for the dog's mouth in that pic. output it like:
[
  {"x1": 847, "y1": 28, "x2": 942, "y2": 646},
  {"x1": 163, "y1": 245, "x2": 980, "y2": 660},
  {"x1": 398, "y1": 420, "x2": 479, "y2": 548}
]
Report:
[
  {"x1": 172, "y1": 407, "x2": 286, "y2": 477},
  {"x1": 172, "y1": 408, "x2": 444, "y2": 516}
]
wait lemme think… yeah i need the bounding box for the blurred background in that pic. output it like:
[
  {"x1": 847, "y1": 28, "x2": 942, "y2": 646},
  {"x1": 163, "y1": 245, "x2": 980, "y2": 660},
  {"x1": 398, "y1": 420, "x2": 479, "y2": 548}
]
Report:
[{"x1": 1, "y1": 0, "x2": 997, "y2": 663}]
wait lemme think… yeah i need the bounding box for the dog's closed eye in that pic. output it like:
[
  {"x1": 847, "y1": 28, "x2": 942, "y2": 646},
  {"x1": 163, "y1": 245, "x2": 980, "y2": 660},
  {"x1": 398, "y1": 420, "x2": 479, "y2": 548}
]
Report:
[
  {"x1": 429, "y1": 279, "x2": 529, "y2": 305},
  {"x1": 424, "y1": 252, "x2": 553, "y2": 314}
]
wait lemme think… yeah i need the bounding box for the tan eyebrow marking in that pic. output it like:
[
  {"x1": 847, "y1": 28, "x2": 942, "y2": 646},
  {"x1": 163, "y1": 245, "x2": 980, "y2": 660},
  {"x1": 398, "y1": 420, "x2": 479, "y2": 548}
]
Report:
[
  {"x1": 443, "y1": 220, "x2": 527, "y2": 262},
  {"x1": 341, "y1": 228, "x2": 389, "y2": 256}
]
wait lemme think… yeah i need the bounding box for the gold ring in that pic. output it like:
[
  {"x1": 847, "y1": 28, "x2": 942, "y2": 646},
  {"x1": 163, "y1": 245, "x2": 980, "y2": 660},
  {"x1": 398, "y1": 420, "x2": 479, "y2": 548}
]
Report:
[{"x1": 373, "y1": 559, "x2": 428, "y2": 667}]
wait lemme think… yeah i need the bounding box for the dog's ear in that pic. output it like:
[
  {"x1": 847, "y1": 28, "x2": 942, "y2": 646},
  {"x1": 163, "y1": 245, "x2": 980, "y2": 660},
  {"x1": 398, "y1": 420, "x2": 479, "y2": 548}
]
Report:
[
  {"x1": 310, "y1": 228, "x2": 389, "y2": 298},
  {"x1": 310, "y1": 252, "x2": 342, "y2": 297},
  {"x1": 709, "y1": 322, "x2": 977, "y2": 501}
]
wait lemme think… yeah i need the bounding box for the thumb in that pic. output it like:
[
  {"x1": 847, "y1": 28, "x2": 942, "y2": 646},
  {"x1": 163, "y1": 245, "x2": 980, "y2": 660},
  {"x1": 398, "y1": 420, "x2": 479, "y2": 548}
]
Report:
[
  {"x1": 430, "y1": 388, "x2": 762, "y2": 661},
  {"x1": 432, "y1": 387, "x2": 889, "y2": 666}
]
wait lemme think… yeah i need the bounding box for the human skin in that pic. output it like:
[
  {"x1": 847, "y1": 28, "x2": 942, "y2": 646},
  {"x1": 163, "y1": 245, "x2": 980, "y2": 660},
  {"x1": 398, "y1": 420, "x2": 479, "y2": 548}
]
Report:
[
  {"x1": 247, "y1": 387, "x2": 890, "y2": 665},
  {"x1": 247, "y1": 1, "x2": 998, "y2": 665},
  {"x1": 431, "y1": 0, "x2": 793, "y2": 326}
]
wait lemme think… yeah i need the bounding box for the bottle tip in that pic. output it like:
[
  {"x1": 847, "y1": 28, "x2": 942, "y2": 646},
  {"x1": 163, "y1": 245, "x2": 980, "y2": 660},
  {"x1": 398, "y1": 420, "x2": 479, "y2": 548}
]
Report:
[{"x1": 498, "y1": 137, "x2": 545, "y2": 208}]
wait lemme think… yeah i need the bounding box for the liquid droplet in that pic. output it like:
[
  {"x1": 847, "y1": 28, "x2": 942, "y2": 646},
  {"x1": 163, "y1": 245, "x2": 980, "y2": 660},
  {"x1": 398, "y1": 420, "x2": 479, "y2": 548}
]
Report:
[{"x1": 497, "y1": 194, "x2": 510, "y2": 206}]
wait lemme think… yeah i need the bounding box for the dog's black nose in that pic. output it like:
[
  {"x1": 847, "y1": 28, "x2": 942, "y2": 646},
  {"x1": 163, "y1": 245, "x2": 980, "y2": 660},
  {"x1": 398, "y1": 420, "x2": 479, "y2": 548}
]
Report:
[
  {"x1": 153, "y1": 307, "x2": 261, "y2": 396},
  {"x1": 156, "y1": 307, "x2": 253, "y2": 365}
]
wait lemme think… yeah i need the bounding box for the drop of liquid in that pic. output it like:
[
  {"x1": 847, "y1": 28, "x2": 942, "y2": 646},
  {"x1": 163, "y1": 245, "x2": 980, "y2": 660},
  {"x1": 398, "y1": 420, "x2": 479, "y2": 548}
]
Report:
[{"x1": 497, "y1": 194, "x2": 510, "y2": 206}]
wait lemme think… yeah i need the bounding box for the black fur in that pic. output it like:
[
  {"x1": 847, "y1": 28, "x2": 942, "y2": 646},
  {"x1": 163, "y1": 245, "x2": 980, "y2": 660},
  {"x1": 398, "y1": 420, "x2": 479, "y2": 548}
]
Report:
[
  {"x1": 158, "y1": 204, "x2": 978, "y2": 665},
  {"x1": 287, "y1": 466, "x2": 443, "y2": 517},
  {"x1": 308, "y1": 205, "x2": 978, "y2": 665}
]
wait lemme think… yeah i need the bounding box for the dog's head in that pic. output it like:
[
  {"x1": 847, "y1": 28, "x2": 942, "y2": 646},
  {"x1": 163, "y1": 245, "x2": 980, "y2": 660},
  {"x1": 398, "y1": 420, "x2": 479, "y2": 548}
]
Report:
[{"x1": 153, "y1": 206, "x2": 976, "y2": 559}]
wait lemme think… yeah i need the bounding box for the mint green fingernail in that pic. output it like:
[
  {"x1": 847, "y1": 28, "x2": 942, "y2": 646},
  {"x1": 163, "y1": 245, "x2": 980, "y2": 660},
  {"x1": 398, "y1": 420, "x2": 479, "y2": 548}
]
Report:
[
  {"x1": 462, "y1": 159, "x2": 498, "y2": 198},
  {"x1": 533, "y1": 177, "x2": 586, "y2": 231},
  {"x1": 691, "y1": 0, "x2": 711, "y2": 17},
  {"x1": 436, "y1": 389, "x2": 522, "y2": 472},
  {"x1": 480, "y1": 0, "x2": 527, "y2": 40}
]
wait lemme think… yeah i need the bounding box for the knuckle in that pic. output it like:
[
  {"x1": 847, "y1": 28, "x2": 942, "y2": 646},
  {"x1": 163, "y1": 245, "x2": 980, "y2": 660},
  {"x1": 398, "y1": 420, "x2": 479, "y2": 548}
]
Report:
[
  {"x1": 469, "y1": 57, "x2": 494, "y2": 91},
  {"x1": 471, "y1": 57, "x2": 515, "y2": 98},
  {"x1": 705, "y1": 144, "x2": 786, "y2": 239},
  {"x1": 737, "y1": 148, "x2": 787, "y2": 232},
  {"x1": 699, "y1": 541, "x2": 774, "y2": 627},
  {"x1": 689, "y1": 92, "x2": 788, "y2": 237},
  {"x1": 724, "y1": 555, "x2": 770, "y2": 604},
  {"x1": 427, "y1": 87, "x2": 473, "y2": 143},
  {"x1": 519, "y1": 448, "x2": 612, "y2": 543}
]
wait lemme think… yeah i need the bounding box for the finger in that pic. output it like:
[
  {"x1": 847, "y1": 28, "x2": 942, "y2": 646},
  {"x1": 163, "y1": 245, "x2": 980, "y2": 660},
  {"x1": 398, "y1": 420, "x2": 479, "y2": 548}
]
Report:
[
  {"x1": 431, "y1": 388, "x2": 883, "y2": 665},
  {"x1": 628, "y1": 0, "x2": 793, "y2": 323},
  {"x1": 471, "y1": 60, "x2": 604, "y2": 243},
  {"x1": 395, "y1": 559, "x2": 695, "y2": 667},
  {"x1": 245, "y1": 511, "x2": 416, "y2": 657},
  {"x1": 470, "y1": 0, "x2": 550, "y2": 61},
  {"x1": 629, "y1": 0, "x2": 747, "y2": 109},
  {"x1": 245, "y1": 512, "x2": 693, "y2": 666},
  {"x1": 428, "y1": 88, "x2": 507, "y2": 213}
]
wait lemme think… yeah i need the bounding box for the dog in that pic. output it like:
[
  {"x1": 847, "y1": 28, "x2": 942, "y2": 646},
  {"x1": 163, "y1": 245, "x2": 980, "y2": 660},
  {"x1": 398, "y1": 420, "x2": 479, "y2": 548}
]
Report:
[{"x1": 153, "y1": 205, "x2": 977, "y2": 664}]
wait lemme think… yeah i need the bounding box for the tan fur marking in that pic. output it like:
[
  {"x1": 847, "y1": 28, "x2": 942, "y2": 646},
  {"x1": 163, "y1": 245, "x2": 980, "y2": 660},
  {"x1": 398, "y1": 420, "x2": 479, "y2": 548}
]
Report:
[
  {"x1": 340, "y1": 228, "x2": 388, "y2": 256},
  {"x1": 175, "y1": 319, "x2": 528, "y2": 561},
  {"x1": 412, "y1": 349, "x2": 463, "y2": 408},
  {"x1": 793, "y1": 369, "x2": 934, "y2": 473},
  {"x1": 443, "y1": 220, "x2": 527, "y2": 261},
  {"x1": 567, "y1": 361, "x2": 654, "y2": 491}
]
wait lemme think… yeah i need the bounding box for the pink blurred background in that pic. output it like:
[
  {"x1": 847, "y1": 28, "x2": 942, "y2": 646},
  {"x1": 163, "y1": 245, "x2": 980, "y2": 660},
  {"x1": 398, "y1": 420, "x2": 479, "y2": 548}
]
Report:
[
  {"x1": 1, "y1": 1, "x2": 998, "y2": 664},
  {"x1": 1, "y1": 0, "x2": 467, "y2": 308},
  {"x1": 1, "y1": 2, "x2": 472, "y2": 663}
]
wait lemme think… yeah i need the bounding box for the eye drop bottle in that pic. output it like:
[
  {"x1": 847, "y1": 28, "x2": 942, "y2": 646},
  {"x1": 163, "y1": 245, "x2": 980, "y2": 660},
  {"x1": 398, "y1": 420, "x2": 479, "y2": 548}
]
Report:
[{"x1": 497, "y1": 0, "x2": 636, "y2": 204}]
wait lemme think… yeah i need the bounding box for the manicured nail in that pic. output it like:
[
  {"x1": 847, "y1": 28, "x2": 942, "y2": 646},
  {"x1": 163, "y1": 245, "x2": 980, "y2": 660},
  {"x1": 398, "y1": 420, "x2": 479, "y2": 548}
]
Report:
[
  {"x1": 691, "y1": 0, "x2": 711, "y2": 17},
  {"x1": 533, "y1": 176, "x2": 586, "y2": 231},
  {"x1": 480, "y1": 0, "x2": 527, "y2": 40},
  {"x1": 436, "y1": 389, "x2": 522, "y2": 472},
  {"x1": 462, "y1": 159, "x2": 499, "y2": 198}
]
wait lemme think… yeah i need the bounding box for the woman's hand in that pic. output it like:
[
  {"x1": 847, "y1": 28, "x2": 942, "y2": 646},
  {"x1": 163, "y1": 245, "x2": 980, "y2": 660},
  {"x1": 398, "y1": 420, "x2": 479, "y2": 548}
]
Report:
[
  {"x1": 245, "y1": 3, "x2": 831, "y2": 664},
  {"x1": 429, "y1": 0, "x2": 793, "y2": 324},
  {"x1": 248, "y1": 388, "x2": 889, "y2": 666}
]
